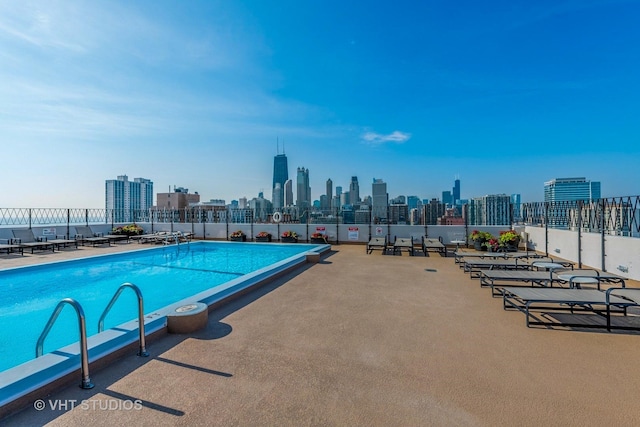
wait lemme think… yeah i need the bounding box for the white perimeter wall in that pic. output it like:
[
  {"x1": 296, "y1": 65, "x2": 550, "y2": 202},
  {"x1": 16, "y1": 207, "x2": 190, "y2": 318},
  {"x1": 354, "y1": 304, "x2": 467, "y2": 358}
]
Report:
[{"x1": 525, "y1": 226, "x2": 640, "y2": 281}]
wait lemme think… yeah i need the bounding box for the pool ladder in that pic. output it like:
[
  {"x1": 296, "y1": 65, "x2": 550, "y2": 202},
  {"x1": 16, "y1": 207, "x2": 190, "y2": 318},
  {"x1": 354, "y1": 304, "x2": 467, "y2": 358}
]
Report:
[{"x1": 35, "y1": 283, "x2": 149, "y2": 390}]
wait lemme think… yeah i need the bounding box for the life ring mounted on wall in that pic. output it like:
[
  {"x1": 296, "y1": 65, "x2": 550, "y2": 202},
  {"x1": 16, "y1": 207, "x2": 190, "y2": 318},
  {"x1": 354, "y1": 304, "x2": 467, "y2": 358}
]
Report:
[{"x1": 272, "y1": 211, "x2": 282, "y2": 223}]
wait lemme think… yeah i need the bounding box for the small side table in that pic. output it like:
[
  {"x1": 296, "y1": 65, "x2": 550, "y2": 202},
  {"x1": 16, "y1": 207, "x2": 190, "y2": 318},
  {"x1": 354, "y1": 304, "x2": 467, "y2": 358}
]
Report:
[
  {"x1": 532, "y1": 262, "x2": 565, "y2": 271},
  {"x1": 557, "y1": 274, "x2": 600, "y2": 289},
  {"x1": 451, "y1": 240, "x2": 466, "y2": 252}
]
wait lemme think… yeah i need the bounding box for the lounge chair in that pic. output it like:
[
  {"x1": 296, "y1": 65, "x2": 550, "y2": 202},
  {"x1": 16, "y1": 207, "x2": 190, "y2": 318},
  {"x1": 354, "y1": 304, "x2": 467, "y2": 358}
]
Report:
[
  {"x1": 454, "y1": 250, "x2": 533, "y2": 265},
  {"x1": 158, "y1": 231, "x2": 192, "y2": 245},
  {"x1": 480, "y1": 270, "x2": 560, "y2": 297},
  {"x1": 422, "y1": 237, "x2": 447, "y2": 256},
  {"x1": 137, "y1": 231, "x2": 171, "y2": 244},
  {"x1": 11, "y1": 229, "x2": 56, "y2": 253},
  {"x1": 463, "y1": 258, "x2": 529, "y2": 278},
  {"x1": 74, "y1": 226, "x2": 110, "y2": 247},
  {"x1": 393, "y1": 237, "x2": 414, "y2": 256},
  {"x1": 502, "y1": 287, "x2": 640, "y2": 331},
  {"x1": 367, "y1": 236, "x2": 387, "y2": 254},
  {"x1": 0, "y1": 238, "x2": 24, "y2": 256},
  {"x1": 46, "y1": 235, "x2": 78, "y2": 250},
  {"x1": 554, "y1": 269, "x2": 626, "y2": 290}
]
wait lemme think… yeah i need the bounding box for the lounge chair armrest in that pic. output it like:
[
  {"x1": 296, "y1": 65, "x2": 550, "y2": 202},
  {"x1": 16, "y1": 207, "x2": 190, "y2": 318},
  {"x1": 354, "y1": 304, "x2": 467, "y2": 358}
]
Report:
[
  {"x1": 37, "y1": 236, "x2": 47, "y2": 242},
  {"x1": 94, "y1": 232, "x2": 104, "y2": 237},
  {"x1": 11, "y1": 238, "x2": 22, "y2": 244},
  {"x1": 606, "y1": 287, "x2": 640, "y2": 303},
  {"x1": 75, "y1": 234, "x2": 84, "y2": 239}
]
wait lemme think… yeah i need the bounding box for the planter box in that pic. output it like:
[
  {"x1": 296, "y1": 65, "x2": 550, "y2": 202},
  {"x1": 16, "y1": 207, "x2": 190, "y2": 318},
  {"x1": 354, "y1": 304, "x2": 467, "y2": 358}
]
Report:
[
  {"x1": 281, "y1": 237, "x2": 297, "y2": 243},
  {"x1": 255, "y1": 236, "x2": 272, "y2": 242},
  {"x1": 310, "y1": 237, "x2": 328, "y2": 244},
  {"x1": 230, "y1": 236, "x2": 246, "y2": 242}
]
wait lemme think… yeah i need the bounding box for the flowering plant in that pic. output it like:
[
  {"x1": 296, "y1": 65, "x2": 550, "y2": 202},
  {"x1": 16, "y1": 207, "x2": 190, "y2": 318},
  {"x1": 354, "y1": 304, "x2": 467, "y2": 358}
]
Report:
[
  {"x1": 469, "y1": 230, "x2": 493, "y2": 243},
  {"x1": 256, "y1": 231, "x2": 271, "y2": 238},
  {"x1": 229, "y1": 230, "x2": 246, "y2": 238},
  {"x1": 498, "y1": 230, "x2": 520, "y2": 246},
  {"x1": 311, "y1": 233, "x2": 327, "y2": 242},
  {"x1": 112, "y1": 224, "x2": 143, "y2": 236},
  {"x1": 281, "y1": 230, "x2": 298, "y2": 238},
  {"x1": 487, "y1": 238, "x2": 500, "y2": 251}
]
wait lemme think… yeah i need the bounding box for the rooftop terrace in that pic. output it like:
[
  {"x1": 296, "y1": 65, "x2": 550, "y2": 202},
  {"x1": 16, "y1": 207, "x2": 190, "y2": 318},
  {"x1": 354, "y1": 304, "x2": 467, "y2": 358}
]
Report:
[{"x1": 3, "y1": 242, "x2": 640, "y2": 425}]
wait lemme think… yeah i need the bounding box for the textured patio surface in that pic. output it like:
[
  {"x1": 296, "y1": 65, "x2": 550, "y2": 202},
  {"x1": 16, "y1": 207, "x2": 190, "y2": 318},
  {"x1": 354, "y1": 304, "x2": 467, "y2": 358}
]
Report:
[{"x1": 3, "y1": 243, "x2": 640, "y2": 426}]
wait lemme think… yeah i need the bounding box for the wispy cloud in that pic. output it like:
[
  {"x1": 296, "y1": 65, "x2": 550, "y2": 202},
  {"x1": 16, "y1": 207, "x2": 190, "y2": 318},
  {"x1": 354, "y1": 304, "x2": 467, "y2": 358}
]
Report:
[{"x1": 361, "y1": 130, "x2": 411, "y2": 146}]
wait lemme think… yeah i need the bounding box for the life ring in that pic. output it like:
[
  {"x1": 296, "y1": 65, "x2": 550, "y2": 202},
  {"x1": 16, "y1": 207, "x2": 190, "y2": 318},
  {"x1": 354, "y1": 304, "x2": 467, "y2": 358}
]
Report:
[{"x1": 272, "y1": 212, "x2": 282, "y2": 223}]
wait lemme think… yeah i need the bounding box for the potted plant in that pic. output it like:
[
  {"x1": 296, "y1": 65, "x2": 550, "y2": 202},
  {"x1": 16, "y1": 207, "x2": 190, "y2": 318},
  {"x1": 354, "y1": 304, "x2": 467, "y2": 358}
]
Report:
[
  {"x1": 469, "y1": 230, "x2": 493, "y2": 251},
  {"x1": 487, "y1": 238, "x2": 500, "y2": 252},
  {"x1": 255, "y1": 231, "x2": 272, "y2": 242},
  {"x1": 280, "y1": 230, "x2": 298, "y2": 243},
  {"x1": 310, "y1": 232, "x2": 328, "y2": 244},
  {"x1": 112, "y1": 224, "x2": 144, "y2": 236},
  {"x1": 498, "y1": 230, "x2": 520, "y2": 252},
  {"x1": 229, "y1": 230, "x2": 246, "y2": 242}
]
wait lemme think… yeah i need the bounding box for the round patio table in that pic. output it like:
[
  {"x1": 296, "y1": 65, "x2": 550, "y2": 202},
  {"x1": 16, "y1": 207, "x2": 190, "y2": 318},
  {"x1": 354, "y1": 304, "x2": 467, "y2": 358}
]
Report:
[
  {"x1": 532, "y1": 262, "x2": 565, "y2": 271},
  {"x1": 557, "y1": 273, "x2": 599, "y2": 289}
]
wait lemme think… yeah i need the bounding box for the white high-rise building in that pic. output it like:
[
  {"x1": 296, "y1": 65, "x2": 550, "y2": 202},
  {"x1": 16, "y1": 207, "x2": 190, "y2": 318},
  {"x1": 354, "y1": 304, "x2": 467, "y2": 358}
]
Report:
[{"x1": 105, "y1": 175, "x2": 153, "y2": 222}]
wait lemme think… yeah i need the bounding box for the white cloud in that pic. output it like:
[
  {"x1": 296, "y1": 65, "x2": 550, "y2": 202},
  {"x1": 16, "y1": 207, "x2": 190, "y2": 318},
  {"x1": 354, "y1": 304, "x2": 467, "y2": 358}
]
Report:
[{"x1": 361, "y1": 130, "x2": 411, "y2": 145}]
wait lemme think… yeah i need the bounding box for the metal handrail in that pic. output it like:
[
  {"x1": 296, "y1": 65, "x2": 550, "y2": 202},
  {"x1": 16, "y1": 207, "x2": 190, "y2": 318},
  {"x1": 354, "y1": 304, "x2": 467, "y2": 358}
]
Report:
[
  {"x1": 36, "y1": 298, "x2": 94, "y2": 389},
  {"x1": 98, "y1": 283, "x2": 149, "y2": 357}
]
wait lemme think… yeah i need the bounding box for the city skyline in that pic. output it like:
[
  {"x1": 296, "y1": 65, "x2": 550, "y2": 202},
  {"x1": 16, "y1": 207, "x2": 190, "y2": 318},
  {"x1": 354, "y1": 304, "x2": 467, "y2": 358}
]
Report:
[{"x1": 1, "y1": 1, "x2": 639, "y2": 208}]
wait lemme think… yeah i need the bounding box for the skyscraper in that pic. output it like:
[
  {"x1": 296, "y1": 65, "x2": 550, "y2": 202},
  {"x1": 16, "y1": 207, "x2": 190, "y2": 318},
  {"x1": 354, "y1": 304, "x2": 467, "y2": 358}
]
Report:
[
  {"x1": 284, "y1": 179, "x2": 293, "y2": 207},
  {"x1": 453, "y1": 178, "x2": 461, "y2": 204},
  {"x1": 468, "y1": 194, "x2": 511, "y2": 225},
  {"x1": 544, "y1": 177, "x2": 601, "y2": 202},
  {"x1": 105, "y1": 175, "x2": 153, "y2": 222},
  {"x1": 372, "y1": 178, "x2": 388, "y2": 222},
  {"x1": 349, "y1": 176, "x2": 360, "y2": 205},
  {"x1": 323, "y1": 178, "x2": 333, "y2": 211},
  {"x1": 272, "y1": 153, "x2": 288, "y2": 208},
  {"x1": 296, "y1": 167, "x2": 310, "y2": 209}
]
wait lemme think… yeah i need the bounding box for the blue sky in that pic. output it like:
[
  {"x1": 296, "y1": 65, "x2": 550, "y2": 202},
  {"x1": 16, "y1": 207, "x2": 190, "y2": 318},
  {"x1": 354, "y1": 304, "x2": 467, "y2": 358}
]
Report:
[{"x1": 1, "y1": 0, "x2": 639, "y2": 208}]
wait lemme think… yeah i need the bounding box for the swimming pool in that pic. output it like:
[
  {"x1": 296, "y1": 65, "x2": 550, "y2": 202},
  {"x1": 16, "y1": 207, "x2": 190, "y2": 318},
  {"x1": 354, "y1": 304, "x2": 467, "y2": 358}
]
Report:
[{"x1": 0, "y1": 241, "x2": 324, "y2": 375}]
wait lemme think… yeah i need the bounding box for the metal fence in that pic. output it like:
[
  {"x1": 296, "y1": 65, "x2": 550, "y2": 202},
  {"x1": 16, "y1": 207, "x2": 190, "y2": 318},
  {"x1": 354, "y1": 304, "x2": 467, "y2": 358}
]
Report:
[
  {"x1": 2, "y1": 195, "x2": 639, "y2": 238},
  {"x1": 520, "y1": 195, "x2": 640, "y2": 237}
]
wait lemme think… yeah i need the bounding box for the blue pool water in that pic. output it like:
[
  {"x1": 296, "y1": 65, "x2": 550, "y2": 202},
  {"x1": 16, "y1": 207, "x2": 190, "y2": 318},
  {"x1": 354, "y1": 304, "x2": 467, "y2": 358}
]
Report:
[{"x1": 0, "y1": 242, "x2": 318, "y2": 373}]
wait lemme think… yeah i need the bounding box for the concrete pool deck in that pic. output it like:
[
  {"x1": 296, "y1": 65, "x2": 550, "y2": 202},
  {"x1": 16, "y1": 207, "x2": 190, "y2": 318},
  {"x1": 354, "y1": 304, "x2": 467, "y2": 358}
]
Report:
[{"x1": 3, "y1": 243, "x2": 640, "y2": 425}]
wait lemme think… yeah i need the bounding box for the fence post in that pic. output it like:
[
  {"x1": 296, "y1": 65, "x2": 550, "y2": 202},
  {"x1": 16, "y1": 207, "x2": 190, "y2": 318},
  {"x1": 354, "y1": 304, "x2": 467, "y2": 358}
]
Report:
[
  {"x1": 335, "y1": 209, "x2": 339, "y2": 245},
  {"x1": 600, "y1": 198, "x2": 606, "y2": 271},
  {"x1": 544, "y1": 202, "x2": 549, "y2": 256},
  {"x1": 577, "y1": 201, "x2": 583, "y2": 268}
]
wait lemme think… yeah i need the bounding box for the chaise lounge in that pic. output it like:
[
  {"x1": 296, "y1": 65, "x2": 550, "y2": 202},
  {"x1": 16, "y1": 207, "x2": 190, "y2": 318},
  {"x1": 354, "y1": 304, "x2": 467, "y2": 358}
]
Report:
[
  {"x1": 422, "y1": 237, "x2": 447, "y2": 257},
  {"x1": 393, "y1": 237, "x2": 414, "y2": 256},
  {"x1": 367, "y1": 236, "x2": 387, "y2": 254},
  {"x1": 502, "y1": 286, "x2": 640, "y2": 332},
  {"x1": 74, "y1": 226, "x2": 111, "y2": 247},
  {"x1": 11, "y1": 229, "x2": 56, "y2": 253}
]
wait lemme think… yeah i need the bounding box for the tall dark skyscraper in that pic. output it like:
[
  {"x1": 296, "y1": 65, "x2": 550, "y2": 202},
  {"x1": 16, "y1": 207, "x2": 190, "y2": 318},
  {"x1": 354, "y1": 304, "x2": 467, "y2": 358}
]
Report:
[
  {"x1": 272, "y1": 153, "x2": 288, "y2": 209},
  {"x1": 453, "y1": 178, "x2": 461, "y2": 204},
  {"x1": 272, "y1": 154, "x2": 289, "y2": 190}
]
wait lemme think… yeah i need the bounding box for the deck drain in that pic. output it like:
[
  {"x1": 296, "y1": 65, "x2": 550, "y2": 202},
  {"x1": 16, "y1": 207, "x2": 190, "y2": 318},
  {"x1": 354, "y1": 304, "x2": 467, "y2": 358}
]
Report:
[{"x1": 424, "y1": 268, "x2": 437, "y2": 272}]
